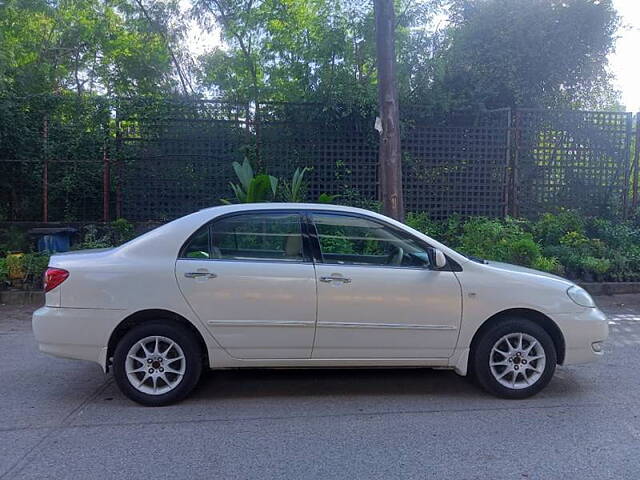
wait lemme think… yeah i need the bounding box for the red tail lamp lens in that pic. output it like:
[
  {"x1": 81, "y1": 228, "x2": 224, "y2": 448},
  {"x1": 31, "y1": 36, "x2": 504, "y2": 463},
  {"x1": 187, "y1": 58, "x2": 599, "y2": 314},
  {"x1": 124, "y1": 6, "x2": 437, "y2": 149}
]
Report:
[{"x1": 44, "y1": 268, "x2": 69, "y2": 293}]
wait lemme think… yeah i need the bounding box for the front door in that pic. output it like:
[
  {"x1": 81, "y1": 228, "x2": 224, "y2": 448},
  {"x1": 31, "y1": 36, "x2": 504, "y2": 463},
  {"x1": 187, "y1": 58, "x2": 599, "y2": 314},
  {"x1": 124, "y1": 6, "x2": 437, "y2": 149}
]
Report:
[
  {"x1": 310, "y1": 212, "x2": 462, "y2": 359},
  {"x1": 176, "y1": 211, "x2": 317, "y2": 359}
]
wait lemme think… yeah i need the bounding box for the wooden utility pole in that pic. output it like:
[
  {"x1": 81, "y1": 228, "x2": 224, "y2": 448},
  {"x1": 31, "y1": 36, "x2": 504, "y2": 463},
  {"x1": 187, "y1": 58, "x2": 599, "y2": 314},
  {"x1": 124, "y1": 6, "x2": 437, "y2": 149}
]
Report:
[{"x1": 374, "y1": 0, "x2": 404, "y2": 221}]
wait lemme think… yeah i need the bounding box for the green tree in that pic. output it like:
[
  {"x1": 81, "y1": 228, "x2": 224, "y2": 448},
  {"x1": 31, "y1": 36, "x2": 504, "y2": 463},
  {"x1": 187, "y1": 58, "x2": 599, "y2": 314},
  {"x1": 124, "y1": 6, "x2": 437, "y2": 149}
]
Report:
[
  {"x1": 193, "y1": 0, "x2": 442, "y2": 107},
  {"x1": 436, "y1": 0, "x2": 621, "y2": 110},
  {"x1": 0, "y1": 0, "x2": 191, "y2": 98}
]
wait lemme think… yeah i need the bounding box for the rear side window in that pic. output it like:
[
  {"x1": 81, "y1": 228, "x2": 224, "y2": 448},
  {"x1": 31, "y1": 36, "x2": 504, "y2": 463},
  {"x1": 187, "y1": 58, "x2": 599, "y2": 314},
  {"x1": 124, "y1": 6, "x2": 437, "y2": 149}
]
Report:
[
  {"x1": 210, "y1": 212, "x2": 305, "y2": 262},
  {"x1": 181, "y1": 226, "x2": 210, "y2": 259}
]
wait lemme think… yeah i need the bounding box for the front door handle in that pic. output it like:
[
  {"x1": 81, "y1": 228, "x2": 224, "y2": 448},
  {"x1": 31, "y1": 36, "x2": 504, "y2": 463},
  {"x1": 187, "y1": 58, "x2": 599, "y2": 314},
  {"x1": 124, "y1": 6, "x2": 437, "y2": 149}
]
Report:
[
  {"x1": 184, "y1": 272, "x2": 217, "y2": 279},
  {"x1": 320, "y1": 275, "x2": 351, "y2": 284}
]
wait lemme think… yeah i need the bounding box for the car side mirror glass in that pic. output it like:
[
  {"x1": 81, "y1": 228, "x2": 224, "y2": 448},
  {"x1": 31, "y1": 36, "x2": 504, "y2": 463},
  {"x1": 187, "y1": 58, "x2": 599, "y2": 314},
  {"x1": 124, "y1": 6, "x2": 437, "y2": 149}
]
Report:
[{"x1": 427, "y1": 248, "x2": 447, "y2": 269}]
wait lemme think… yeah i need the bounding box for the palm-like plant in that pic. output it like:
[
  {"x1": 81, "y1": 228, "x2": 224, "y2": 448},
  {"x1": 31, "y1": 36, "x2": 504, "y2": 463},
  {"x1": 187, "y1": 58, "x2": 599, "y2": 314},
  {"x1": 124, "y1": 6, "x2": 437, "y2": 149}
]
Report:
[
  {"x1": 280, "y1": 167, "x2": 310, "y2": 202},
  {"x1": 221, "y1": 159, "x2": 278, "y2": 204},
  {"x1": 222, "y1": 160, "x2": 339, "y2": 205}
]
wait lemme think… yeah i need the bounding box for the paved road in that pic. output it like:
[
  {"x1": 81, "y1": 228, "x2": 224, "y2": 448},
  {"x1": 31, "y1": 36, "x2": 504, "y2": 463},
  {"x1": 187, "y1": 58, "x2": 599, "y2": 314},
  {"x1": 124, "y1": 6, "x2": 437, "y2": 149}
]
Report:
[{"x1": 1, "y1": 296, "x2": 639, "y2": 480}]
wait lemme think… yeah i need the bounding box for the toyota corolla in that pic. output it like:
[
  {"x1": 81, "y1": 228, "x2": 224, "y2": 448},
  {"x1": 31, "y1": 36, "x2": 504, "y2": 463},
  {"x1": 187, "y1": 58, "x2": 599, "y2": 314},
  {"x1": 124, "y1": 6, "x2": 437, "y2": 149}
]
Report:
[{"x1": 32, "y1": 204, "x2": 608, "y2": 406}]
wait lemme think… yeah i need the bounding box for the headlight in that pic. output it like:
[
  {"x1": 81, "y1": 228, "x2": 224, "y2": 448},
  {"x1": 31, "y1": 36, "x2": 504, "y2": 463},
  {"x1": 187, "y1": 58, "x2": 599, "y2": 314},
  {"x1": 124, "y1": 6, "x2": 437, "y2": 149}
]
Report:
[{"x1": 567, "y1": 286, "x2": 595, "y2": 308}]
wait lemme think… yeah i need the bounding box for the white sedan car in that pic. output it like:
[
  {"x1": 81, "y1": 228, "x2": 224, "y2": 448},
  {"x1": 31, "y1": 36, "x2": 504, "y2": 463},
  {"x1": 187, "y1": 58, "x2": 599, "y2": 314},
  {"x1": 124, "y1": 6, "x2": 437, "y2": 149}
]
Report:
[{"x1": 33, "y1": 204, "x2": 608, "y2": 406}]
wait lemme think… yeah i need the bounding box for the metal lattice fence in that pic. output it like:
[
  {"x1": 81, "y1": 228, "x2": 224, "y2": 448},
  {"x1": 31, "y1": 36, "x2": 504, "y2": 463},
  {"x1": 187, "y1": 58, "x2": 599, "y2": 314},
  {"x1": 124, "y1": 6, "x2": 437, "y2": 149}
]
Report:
[
  {"x1": 116, "y1": 99, "x2": 248, "y2": 221},
  {"x1": 0, "y1": 96, "x2": 110, "y2": 222},
  {"x1": 1, "y1": 96, "x2": 638, "y2": 223},
  {"x1": 513, "y1": 110, "x2": 634, "y2": 218},
  {"x1": 403, "y1": 118, "x2": 510, "y2": 218},
  {"x1": 256, "y1": 103, "x2": 379, "y2": 207}
]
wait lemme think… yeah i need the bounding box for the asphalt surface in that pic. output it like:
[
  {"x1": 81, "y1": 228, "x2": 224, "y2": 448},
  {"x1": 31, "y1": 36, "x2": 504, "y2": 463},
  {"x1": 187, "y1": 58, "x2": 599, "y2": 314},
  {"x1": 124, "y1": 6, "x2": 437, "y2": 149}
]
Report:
[{"x1": 1, "y1": 296, "x2": 639, "y2": 480}]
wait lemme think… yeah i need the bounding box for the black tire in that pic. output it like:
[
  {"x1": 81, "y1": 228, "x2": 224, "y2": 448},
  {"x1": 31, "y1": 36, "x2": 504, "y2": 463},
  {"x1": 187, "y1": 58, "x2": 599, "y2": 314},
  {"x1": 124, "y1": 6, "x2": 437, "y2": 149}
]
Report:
[
  {"x1": 113, "y1": 321, "x2": 203, "y2": 406},
  {"x1": 470, "y1": 317, "x2": 557, "y2": 399}
]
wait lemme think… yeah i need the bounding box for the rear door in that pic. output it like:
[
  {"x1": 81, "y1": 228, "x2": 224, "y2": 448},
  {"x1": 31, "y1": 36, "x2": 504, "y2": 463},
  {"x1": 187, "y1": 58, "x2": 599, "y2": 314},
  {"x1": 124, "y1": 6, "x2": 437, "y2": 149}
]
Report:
[{"x1": 175, "y1": 211, "x2": 317, "y2": 359}]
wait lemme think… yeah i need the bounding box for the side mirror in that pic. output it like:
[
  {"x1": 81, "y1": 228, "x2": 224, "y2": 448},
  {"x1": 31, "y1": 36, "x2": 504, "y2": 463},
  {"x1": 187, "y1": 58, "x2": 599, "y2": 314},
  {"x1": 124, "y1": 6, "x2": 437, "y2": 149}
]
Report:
[{"x1": 428, "y1": 248, "x2": 447, "y2": 269}]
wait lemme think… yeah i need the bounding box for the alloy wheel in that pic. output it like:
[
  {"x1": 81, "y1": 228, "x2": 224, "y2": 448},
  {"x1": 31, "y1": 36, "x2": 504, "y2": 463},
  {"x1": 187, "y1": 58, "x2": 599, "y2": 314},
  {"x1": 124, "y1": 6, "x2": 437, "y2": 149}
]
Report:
[
  {"x1": 125, "y1": 335, "x2": 186, "y2": 395},
  {"x1": 488, "y1": 332, "x2": 546, "y2": 390}
]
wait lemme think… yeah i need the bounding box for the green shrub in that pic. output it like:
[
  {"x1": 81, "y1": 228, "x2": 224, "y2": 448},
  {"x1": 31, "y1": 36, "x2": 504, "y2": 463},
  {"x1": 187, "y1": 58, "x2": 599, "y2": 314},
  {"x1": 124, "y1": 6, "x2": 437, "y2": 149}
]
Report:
[
  {"x1": 457, "y1": 218, "x2": 505, "y2": 259},
  {"x1": 579, "y1": 256, "x2": 611, "y2": 280},
  {"x1": 401, "y1": 211, "x2": 640, "y2": 282},
  {"x1": 404, "y1": 212, "x2": 640, "y2": 282},
  {"x1": 586, "y1": 218, "x2": 640, "y2": 250},
  {"x1": 0, "y1": 226, "x2": 29, "y2": 255},
  {"x1": 406, "y1": 210, "x2": 640, "y2": 281},
  {"x1": 110, "y1": 218, "x2": 136, "y2": 245},
  {"x1": 456, "y1": 217, "x2": 542, "y2": 267},
  {"x1": 505, "y1": 237, "x2": 541, "y2": 266},
  {"x1": 23, "y1": 253, "x2": 50, "y2": 288},
  {"x1": 0, "y1": 253, "x2": 49, "y2": 289},
  {"x1": 532, "y1": 256, "x2": 564, "y2": 275},
  {"x1": 534, "y1": 211, "x2": 585, "y2": 245},
  {"x1": 607, "y1": 246, "x2": 640, "y2": 282},
  {"x1": 438, "y1": 215, "x2": 465, "y2": 246},
  {"x1": 0, "y1": 258, "x2": 8, "y2": 288},
  {"x1": 559, "y1": 231, "x2": 590, "y2": 250},
  {"x1": 5, "y1": 253, "x2": 25, "y2": 281},
  {"x1": 74, "y1": 225, "x2": 113, "y2": 250},
  {"x1": 404, "y1": 212, "x2": 443, "y2": 239}
]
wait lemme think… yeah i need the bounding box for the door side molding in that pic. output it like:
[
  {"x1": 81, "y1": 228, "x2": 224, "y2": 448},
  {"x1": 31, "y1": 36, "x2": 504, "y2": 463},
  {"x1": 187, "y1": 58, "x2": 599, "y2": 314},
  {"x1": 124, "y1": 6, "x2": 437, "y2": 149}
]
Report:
[{"x1": 317, "y1": 321, "x2": 457, "y2": 330}]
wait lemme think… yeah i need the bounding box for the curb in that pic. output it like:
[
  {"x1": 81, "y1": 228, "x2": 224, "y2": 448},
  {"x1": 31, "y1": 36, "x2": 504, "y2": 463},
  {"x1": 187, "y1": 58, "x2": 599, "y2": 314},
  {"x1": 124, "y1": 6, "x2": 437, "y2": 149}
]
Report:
[
  {"x1": 0, "y1": 290, "x2": 45, "y2": 306},
  {"x1": 579, "y1": 282, "x2": 640, "y2": 296}
]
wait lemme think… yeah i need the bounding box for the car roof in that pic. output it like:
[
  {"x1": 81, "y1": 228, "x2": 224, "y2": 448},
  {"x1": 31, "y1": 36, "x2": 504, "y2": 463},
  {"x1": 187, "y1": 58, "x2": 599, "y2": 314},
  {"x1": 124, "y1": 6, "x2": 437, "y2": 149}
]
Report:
[{"x1": 199, "y1": 203, "x2": 373, "y2": 214}]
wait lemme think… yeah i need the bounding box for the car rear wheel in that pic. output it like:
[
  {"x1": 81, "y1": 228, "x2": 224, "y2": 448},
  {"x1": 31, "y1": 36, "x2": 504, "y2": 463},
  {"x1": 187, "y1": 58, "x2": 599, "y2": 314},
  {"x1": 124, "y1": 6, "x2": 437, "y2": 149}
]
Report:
[
  {"x1": 471, "y1": 318, "x2": 557, "y2": 399},
  {"x1": 113, "y1": 322, "x2": 203, "y2": 406}
]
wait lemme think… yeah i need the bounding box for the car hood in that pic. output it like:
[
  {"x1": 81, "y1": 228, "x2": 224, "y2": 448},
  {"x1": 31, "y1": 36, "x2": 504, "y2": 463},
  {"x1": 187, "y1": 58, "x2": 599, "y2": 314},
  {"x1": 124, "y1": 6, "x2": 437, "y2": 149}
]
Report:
[{"x1": 485, "y1": 260, "x2": 572, "y2": 284}]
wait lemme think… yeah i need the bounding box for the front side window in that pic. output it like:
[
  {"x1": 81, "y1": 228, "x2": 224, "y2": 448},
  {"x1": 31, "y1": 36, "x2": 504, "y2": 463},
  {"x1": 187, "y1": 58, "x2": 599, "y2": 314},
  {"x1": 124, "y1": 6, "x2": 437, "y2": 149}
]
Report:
[
  {"x1": 210, "y1": 212, "x2": 305, "y2": 262},
  {"x1": 312, "y1": 213, "x2": 429, "y2": 267}
]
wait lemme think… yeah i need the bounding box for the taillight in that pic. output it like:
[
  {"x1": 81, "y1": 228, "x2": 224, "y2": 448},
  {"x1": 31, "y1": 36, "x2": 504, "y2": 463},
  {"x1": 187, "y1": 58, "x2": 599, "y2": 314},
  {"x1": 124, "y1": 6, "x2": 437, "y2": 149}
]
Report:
[{"x1": 44, "y1": 268, "x2": 69, "y2": 293}]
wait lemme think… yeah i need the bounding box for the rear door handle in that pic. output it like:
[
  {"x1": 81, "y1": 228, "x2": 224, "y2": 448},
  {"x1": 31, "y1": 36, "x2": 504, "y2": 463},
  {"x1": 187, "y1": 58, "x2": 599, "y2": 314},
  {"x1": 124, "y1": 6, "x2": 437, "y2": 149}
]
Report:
[
  {"x1": 184, "y1": 272, "x2": 217, "y2": 279},
  {"x1": 320, "y1": 276, "x2": 351, "y2": 284}
]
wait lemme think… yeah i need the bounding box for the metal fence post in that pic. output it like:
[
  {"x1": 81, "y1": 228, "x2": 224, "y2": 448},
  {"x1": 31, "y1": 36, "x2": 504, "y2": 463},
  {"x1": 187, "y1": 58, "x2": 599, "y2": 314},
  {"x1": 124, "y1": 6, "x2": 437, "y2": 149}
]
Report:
[
  {"x1": 115, "y1": 116, "x2": 122, "y2": 220},
  {"x1": 622, "y1": 112, "x2": 634, "y2": 219},
  {"x1": 633, "y1": 112, "x2": 640, "y2": 215},
  {"x1": 42, "y1": 116, "x2": 49, "y2": 223},
  {"x1": 254, "y1": 101, "x2": 262, "y2": 170},
  {"x1": 102, "y1": 143, "x2": 110, "y2": 222},
  {"x1": 503, "y1": 108, "x2": 512, "y2": 218},
  {"x1": 509, "y1": 110, "x2": 521, "y2": 217}
]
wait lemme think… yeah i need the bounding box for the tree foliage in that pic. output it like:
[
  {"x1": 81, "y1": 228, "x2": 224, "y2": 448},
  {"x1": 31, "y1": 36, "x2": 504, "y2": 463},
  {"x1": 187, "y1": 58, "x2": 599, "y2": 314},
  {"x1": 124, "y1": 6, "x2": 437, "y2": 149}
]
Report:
[
  {"x1": 440, "y1": 0, "x2": 621, "y2": 109},
  {"x1": 0, "y1": 0, "x2": 622, "y2": 110},
  {"x1": 194, "y1": 0, "x2": 621, "y2": 111},
  {"x1": 193, "y1": 0, "x2": 444, "y2": 108},
  {"x1": 0, "y1": 0, "x2": 191, "y2": 97}
]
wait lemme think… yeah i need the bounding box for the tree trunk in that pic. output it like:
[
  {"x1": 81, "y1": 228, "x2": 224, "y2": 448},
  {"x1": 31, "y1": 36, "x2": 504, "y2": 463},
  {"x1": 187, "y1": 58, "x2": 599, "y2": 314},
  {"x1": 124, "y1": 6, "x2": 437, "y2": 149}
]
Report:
[{"x1": 374, "y1": 0, "x2": 404, "y2": 221}]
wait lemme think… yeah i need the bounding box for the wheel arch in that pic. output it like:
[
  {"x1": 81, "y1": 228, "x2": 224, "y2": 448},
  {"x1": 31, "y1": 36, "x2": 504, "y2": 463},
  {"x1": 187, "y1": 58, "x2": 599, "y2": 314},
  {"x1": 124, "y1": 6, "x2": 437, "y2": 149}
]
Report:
[
  {"x1": 106, "y1": 309, "x2": 209, "y2": 372},
  {"x1": 469, "y1": 308, "x2": 566, "y2": 367}
]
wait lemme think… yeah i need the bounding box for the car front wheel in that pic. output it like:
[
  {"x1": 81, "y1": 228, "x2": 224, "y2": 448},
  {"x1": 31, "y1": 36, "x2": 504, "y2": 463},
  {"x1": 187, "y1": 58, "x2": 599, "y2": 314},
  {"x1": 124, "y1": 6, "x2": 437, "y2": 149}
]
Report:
[
  {"x1": 471, "y1": 318, "x2": 557, "y2": 399},
  {"x1": 113, "y1": 321, "x2": 203, "y2": 406}
]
